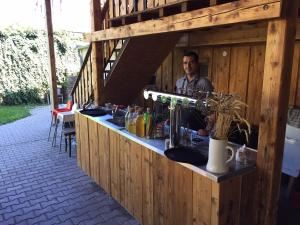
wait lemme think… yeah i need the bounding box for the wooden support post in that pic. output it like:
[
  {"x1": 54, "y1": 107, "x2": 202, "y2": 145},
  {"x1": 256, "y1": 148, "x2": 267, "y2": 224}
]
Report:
[
  {"x1": 255, "y1": 1, "x2": 299, "y2": 225},
  {"x1": 45, "y1": 0, "x2": 58, "y2": 109},
  {"x1": 91, "y1": 0, "x2": 104, "y2": 105}
]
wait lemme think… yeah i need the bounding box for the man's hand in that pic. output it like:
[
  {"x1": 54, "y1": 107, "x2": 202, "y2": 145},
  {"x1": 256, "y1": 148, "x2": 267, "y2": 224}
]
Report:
[{"x1": 197, "y1": 129, "x2": 209, "y2": 136}]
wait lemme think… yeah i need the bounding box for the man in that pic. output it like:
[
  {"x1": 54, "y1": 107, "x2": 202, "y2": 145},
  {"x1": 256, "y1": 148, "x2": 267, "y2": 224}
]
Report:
[
  {"x1": 176, "y1": 51, "x2": 213, "y2": 96},
  {"x1": 175, "y1": 51, "x2": 214, "y2": 132}
]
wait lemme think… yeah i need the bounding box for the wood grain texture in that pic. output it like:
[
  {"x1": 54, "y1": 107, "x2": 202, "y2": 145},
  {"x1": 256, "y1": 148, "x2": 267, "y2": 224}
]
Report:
[
  {"x1": 173, "y1": 48, "x2": 184, "y2": 87},
  {"x1": 109, "y1": 130, "x2": 121, "y2": 201},
  {"x1": 246, "y1": 45, "x2": 265, "y2": 125},
  {"x1": 120, "y1": 0, "x2": 127, "y2": 16},
  {"x1": 45, "y1": 0, "x2": 58, "y2": 110},
  {"x1": 211, "y1": 47, "x2": 231, "y2": 93},
  {"x1": 142, "y1": 146, "x2": 154, "y2": 225},
  {"x1": 193, "y1": 172, "x2": 212, "y2": 225},
  {"x1": 75, "y1": 113, "x2": 81, "y2": 168},
  {"x1": 217, "y1": 177, "x2": 242, "y2": 225},
  {"x1": 79, "y1": 115, "x2": 90, "y2": 176},
  {"x1": 229, "y1": 46, "x2": 250, "y2": 102},
  {"x1": 256, "y1": 1, "x2": 299, "y2": 223},
  {"x1": 162, "y1": 52, "x2": 173, "y2": 92},
  {"x1": 156, "y1": 66, "x2": 162, "y2": 91},
  {"x1": 130, "y1": 141, "x2": 143, "y2": 223},
  {"x1": 289, "y1": 43, "x2": 300, "y2": 105},
  {"x1": 88, "y1": 119, "x2": 100, "y2": 185},
  {"x1": 85, "y1": 0, "x2": 281, "y2": 42},
  {"x1": 198, "y1": 47, "x2": 213, "y2": 80},
  {"x1": 239, "y1": 171, "x2": 257, "y2": 225},
  {"x1": 98, "y1": 124, "x2": 111, "y2": 194}
]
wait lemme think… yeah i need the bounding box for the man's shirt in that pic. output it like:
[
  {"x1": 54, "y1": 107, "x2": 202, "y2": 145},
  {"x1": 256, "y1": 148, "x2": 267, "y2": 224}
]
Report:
[{"x1": 175, "y1": 75, "x2": 214, "y2": 96}]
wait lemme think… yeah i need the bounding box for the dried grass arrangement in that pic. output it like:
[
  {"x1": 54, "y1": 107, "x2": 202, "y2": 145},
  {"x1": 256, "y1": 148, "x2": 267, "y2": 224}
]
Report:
[{"x1": 200, "y1": 93, "x2": 251, "y2": 141}]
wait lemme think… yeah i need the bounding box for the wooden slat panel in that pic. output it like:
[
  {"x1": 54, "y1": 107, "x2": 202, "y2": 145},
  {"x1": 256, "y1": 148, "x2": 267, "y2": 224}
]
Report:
[
  {"x1": 98, "y1": 124, "x2": 111, "y2": 194},
  {"x1": 142, "y1": 146, "x2": 154, "y2": 225},
  {"x1": 138, "y1": 0, "x2": 144, "y2": 11},
  {"x1": 211, "y1": 181, "x2": 220, "y2": 225},
  {"x1": 159, "y1": 0, "x2": 166, "y2": 6},
  {"x1": 130, "y1": 142, "x2": 143, "y2": 223},
  {"x1": 114, "y1": 0, "x2": 120, "y2": 17},
  {"x1": 296, "y1": 62, "x2": 300, "y2": 107},
  {"x1": 162, "y1": 52, "x2": 173, "y2": 92},
  {"x1": 229, "y1": 46, "x2": 250, "y2": 117},
  {"x1": 128, "y1": 0, "x2": 134, "y2": 13},
  {"x1": 119, "y1": 135, "x2": 127, "y2": 207},
  {"x1": 79, "y1": 115, "x2": 90, "y2": 176},
  {"x1": 88, "y1": 119, "x2": 100, "y2": 184},
  {"x1": 109, "y1": 0, "x2": 114, "y2": 18},
  {"x1": 246, "y1": 45, "x2": 265, "y2": 125},
  {"x1": 173, "y1": 163, "x2": 193, "y2": 225},
  {"x1": 147, "y1": 0, "x2": 155, "y2": 9},
  {"x1": 289, "y1": 43, "x2": 300, "y2": 105},
  {"x1": 110, "y1": 130, "x2": 121, "y2": 201},
  {"x1": 193, "y1": 172, "x2": 212, "y2": 225},
  {"x1": 218, "y1": 177, "x2": 242, "y2": 225},
  {"x1": 198, "y1": 47, "x2": 214, "y2": 80},
  {"x1": 120, "y1": 0, "x2": 126, "y2": 16},
  {"x1": 156, "y1": 66, "x2": 162, "y2": 91},
  {"x1": 211, "y1": 47, "x2": 231, "y2": 93},
  {"x1": 123, "y1": 136, "x2": 133, "y2": 213},
  {"x1": 153, "y1": 154, "x2": 170, "y2": 225},
  {"x1": 85, "y1": 0, "x2": 281, "y2": 42},
  {"x1": 75, "y1": 113, "x2": 81, "y2": 168},
  {"x1": 240, "y1": 171, "x2": 257, "y2": 225},
  {"x1": 173, "y1": 48, "x2": 184, "y2": 87}
]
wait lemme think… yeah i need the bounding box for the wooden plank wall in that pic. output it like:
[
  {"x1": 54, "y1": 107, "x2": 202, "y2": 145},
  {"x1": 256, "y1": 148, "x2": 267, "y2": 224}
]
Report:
[
  {"x1": 156, "y1": 42, "x2": 300, "y2": 125},
  {"x1": 76, "y1": 113, "x2": 256, "y2": 225}
]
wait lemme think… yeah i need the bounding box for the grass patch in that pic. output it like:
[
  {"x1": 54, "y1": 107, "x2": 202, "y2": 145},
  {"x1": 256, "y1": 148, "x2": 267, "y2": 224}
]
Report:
[{"x1": 0, "y1": 105, "x2": 32, "y2": 125}]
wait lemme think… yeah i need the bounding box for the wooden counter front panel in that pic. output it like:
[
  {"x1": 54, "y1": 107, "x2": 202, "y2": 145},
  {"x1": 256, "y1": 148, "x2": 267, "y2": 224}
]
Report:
[
  {"x1": 76, "y1": 116, "x2": 253, "y2": 225},
  {"x1": 98, "y1": 123, "x2": 111, "y2": 194},
  {"x1": 88, "y1": 119, "x2": 100, "y2": 185},
  {"x1": 79, "y1": 114, "x2": 90, "y2": 176},
  {"x1": 75, "y1": 113, "x2": 81, "y2": 169}
]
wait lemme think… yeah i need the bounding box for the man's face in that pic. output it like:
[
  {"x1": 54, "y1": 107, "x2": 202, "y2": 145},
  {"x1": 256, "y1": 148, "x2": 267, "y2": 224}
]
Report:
[{"x1": 183, "y1": 56, "x2": 198, "y2": 77}]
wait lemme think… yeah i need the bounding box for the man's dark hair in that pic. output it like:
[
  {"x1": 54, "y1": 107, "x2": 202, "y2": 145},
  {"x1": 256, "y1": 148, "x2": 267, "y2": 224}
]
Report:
[{"x1": 183, "y1": 50, "x2": 199, "y2": 62}]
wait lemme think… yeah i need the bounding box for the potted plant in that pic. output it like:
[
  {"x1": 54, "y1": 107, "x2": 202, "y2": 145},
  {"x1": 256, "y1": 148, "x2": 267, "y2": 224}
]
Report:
[{"x1": 197, "y1": 93, "x2": 251, "y2": 173}]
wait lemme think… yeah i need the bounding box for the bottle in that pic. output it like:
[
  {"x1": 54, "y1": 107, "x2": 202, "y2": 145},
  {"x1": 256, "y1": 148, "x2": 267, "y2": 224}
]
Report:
[
  {"x1": 128, "y1": 107, "x2": 136, "y2": 134},
  {"x1": 136, "y1": 109, "x2": 145, "y2": 137},
  {"x1": 125, "y1": 106, "x2": 131, "y2": 131},
  {"x1": 145, "y1": 107, "x2": 153, "y2": 139}
]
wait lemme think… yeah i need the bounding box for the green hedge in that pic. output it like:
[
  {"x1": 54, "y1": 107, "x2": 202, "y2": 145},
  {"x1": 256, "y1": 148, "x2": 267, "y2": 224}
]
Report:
[{"x1": 0, "y1": 27, "x2": 82, "y2": 105}]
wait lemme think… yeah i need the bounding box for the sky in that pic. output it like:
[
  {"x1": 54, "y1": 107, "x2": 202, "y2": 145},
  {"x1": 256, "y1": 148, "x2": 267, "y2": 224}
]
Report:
[{"x1": 0, "y1": 0, "x2": 91, "y2": 32}]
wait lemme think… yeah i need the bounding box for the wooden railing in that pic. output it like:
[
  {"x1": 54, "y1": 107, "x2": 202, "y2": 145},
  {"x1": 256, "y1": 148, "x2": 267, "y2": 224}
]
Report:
[{"x1": 71, "y1": 44, "x2": 92, "y2": 108}]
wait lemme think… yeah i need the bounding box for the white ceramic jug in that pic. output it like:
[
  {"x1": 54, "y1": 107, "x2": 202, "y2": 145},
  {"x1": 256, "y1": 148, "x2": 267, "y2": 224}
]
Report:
[{"x1": 206, "y1": 138, "x2": 235, "y2": 174}]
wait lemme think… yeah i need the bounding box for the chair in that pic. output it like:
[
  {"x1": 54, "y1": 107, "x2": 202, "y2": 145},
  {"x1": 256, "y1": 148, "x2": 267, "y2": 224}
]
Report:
[
  {"x1": 48, "y1": 100, "x2": 73, "y2": 142},
  {"x1": 62, "y1": 127, "x2": 76, "y2": 157}
]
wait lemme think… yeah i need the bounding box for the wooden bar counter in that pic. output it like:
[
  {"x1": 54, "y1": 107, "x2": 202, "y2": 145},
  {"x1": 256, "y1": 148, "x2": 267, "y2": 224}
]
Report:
[{"x1": 75, "y1": 112, "x2": 256, "y2": 225}]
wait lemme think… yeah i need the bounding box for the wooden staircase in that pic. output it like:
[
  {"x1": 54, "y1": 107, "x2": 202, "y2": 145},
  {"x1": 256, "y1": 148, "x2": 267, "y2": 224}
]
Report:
[{"x1": 102, "y1": 33, "x2": 181, "y2": 104}]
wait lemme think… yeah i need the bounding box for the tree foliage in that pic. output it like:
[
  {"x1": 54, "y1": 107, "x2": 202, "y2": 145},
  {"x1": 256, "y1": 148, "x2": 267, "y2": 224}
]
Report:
[{"x1": 0, "y1": 27, "x2": 82, "y2": 105}]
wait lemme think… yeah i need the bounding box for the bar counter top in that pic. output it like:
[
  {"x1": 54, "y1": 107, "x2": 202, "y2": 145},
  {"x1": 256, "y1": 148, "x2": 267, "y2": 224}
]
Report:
[{"x1": 87, "y1": 114, "x2": 256, "y2": 183}]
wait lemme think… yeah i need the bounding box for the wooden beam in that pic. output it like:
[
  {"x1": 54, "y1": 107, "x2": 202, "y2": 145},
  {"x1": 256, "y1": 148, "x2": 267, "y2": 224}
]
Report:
[
  {"x1": 91, "y1": 0, "x2": 104, "y2": 105},
  {"x1": 84, "y1": 0, "x2": 281, "y2": 42},
  {"x1": 255, "y1": 0, "x2": 299, "y2": 225},
  {"x1": 45, "y1": 0, "x2": 58, "y2": 109}
]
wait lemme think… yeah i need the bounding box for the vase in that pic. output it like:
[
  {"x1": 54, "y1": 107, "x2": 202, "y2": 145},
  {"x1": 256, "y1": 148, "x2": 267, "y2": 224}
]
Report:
[{"x1": 206, "y1": 137, "x2": 235, "y2": 173}]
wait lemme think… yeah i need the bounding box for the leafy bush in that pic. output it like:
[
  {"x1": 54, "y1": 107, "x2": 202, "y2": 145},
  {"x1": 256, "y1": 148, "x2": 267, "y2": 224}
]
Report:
[
  {"x1": 0, "y1": 26, "x2": 83, "y2": 105},
  {"x1": 2, "y1": 88, "x2": 43, "y2": 105}
]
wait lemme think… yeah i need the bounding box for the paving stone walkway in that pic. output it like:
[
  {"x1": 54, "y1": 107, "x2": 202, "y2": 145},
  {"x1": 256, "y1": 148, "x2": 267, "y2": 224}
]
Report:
[{"x1": 0, "y1": 106, "x2": 140, "y2": 225}]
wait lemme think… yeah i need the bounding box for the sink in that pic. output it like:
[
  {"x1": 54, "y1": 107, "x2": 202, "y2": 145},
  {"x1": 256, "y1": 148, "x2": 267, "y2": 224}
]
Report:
[
  {"x1": 164, "y1": 146, "x2": 208, "y2": 165},
  {"x1": 80, "y1": 108, "x2": 107, "y2": 117},
  {"x1": 106, "y1": 117, "x2": 125, "y2": 127}
]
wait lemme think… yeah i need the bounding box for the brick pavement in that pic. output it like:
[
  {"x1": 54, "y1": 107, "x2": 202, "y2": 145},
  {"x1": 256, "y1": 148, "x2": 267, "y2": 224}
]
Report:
[{"x1": 0, "y1": 106, "x2": 140, "y2": 225}]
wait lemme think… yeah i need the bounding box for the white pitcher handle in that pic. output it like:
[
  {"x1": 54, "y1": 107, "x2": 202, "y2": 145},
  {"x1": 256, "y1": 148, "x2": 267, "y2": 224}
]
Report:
[{"x1": 225, "y1": 146, "x2": 235, "y2": 164}]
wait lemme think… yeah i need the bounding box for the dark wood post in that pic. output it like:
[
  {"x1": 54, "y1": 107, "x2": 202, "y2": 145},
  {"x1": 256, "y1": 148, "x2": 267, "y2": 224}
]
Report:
[
  {"x1": 255, "y1": 1, "x2": 299, "y2": 225},
  {"x1": 91, "y1": 0, "x2": 104, "y2": 105},
  {"x1": 45, "y1": 0, "x2": 58, "y2": 109}
]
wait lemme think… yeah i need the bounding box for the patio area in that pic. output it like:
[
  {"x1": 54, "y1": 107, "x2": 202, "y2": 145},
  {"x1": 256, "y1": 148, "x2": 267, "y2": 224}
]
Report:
[{"x1": 0, "y1": 106, "x2": 140, "y2": 225}]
